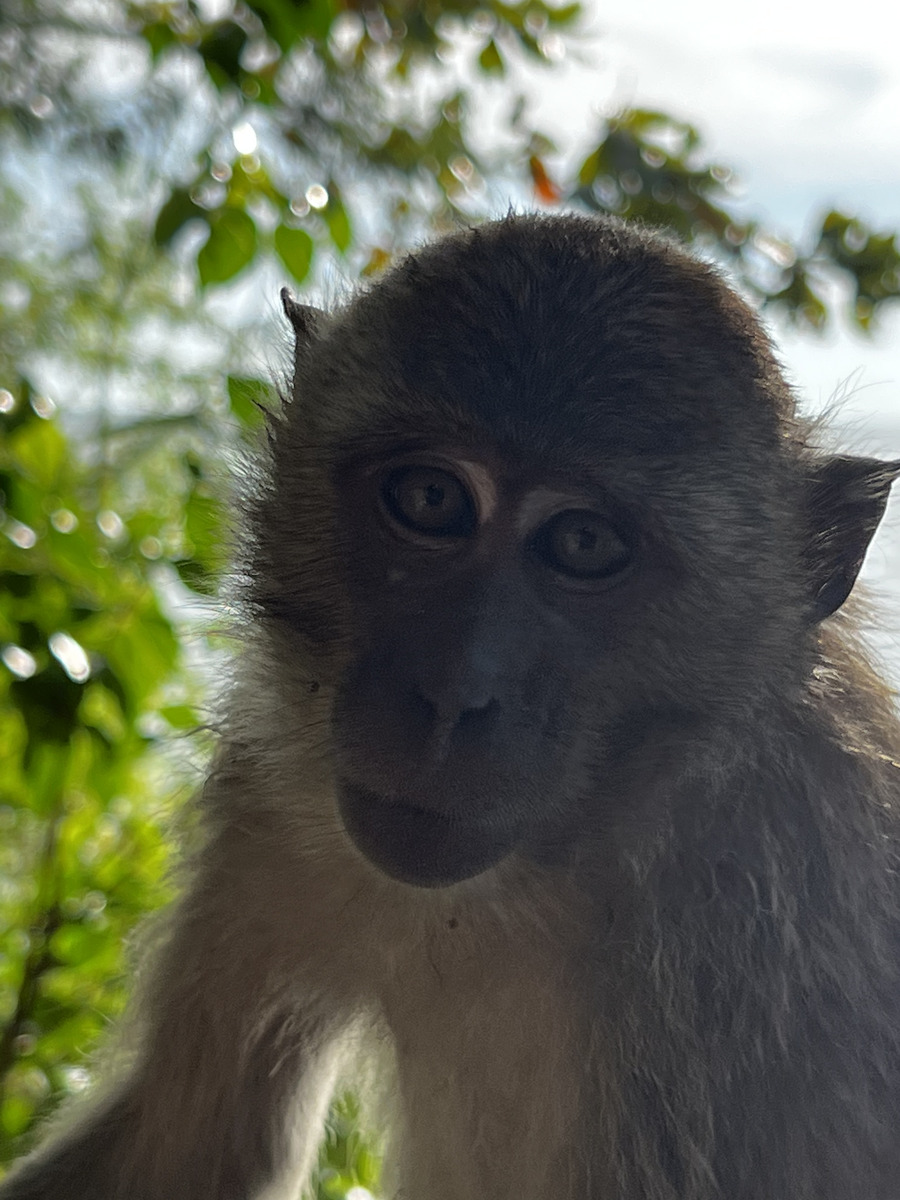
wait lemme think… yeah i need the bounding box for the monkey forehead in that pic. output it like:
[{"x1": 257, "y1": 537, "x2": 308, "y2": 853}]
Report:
[{"x1": 317, "y1": 215, "x2": 794, "y2": 462}]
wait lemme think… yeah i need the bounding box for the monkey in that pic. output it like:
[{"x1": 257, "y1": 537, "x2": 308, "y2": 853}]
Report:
[{"x1": 2, "y1": 211, "x2": 900, "y2": 1200}]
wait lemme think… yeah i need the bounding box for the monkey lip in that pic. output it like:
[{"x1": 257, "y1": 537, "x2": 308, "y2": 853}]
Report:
[{"x1": 337, "y1": 780, "x2": 515, "y2": 888}]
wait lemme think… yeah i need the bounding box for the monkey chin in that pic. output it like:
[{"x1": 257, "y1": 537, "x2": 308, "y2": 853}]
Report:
[{"x1": 337, "y1": 780, "x2": 516, "y2": 888}]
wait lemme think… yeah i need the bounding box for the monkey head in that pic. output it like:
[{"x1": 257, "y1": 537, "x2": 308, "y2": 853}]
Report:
[{"x1": 252, "y1": 215, "x2": 899, "y2": 889}]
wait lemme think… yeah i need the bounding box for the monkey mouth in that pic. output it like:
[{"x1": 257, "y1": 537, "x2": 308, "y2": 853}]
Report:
[{"x1": 337, "y1": 780, "x2": 515, "y2": 888}]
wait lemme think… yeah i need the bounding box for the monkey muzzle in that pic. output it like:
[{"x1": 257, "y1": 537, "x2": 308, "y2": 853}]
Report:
[{"x1": 337, "y1": 779, "x2": 517, "y2": 888}]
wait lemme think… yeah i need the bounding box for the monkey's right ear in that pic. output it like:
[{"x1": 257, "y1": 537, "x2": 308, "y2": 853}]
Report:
[
  {"x1": 281, "y1": 287, "x2": 322, "y2": 352},
  {"x1": 805, "y1": 455, "x2": 900, "y2": 621}
]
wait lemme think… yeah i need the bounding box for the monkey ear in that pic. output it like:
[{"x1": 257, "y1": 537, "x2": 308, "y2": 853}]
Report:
[
  {"x1": 280, "y1": 287, "x2": 322, "y2": 351},
  {"x1": 805, "y1": 455, "x2": 900, "y2": 621}
]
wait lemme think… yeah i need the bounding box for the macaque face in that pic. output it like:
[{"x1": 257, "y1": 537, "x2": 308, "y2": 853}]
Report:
[
  {"x1": 262, "y1": 217, "x2": 893, "y2": 890},
  {"x1": 329, "y1": 445, "x2": 648, "y2": 886}
]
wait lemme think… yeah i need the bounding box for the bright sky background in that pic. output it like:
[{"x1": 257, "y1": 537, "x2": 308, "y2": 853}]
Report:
[{"x1": 527, "y1": 0, "x2": 900, "y2": 435}]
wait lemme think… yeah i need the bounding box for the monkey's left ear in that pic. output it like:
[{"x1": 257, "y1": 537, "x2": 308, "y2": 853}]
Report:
[
  {"x1": 804, "y1": 455, "x2": 900, "y2": 621},
  {"x1": 281, "y1": 287, "x2": 322, "y2": 351}
]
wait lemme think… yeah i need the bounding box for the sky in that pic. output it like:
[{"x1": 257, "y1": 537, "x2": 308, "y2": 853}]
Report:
[{"x1": 524, "y1": 0, "x2": 900, "y2": 435}]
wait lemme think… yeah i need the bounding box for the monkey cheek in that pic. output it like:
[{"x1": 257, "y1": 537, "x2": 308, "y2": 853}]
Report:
[{"x1": 337, "y1": 781, "x2": 516, "y2": 888}]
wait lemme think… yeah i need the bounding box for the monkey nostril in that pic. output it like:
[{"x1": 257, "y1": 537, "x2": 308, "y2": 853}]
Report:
[
  {"x1": 457, "y1": 693, "x2": 498, "y2": 724},
  {"x1": 415, "y1": 691, "x2": 497, "y2": 764},
  {"x1": 414, "y1": 682, "x2": 497, "y2": 733}
]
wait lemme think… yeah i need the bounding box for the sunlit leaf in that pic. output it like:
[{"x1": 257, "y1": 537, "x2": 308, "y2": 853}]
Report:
[
  {"x1": 184, "y1": 490, "x2": 227, "y2": 580},
  {"x1": 49, "y1": 925, "x2": 110, "y2": 968},
  {"x1": 577, "y1": 148, "x2": 601, "y2": 187},
  {"x1": 325, "y1": 200, "x2": 352, "y2": 255},
  {"x1": 478, "y1": 40, "x2": 504, "y2": 75},
  {"x1": 546, "y1": 3, "x2": 581, "y2": 24},
  {"x1": 141, "y1": 21, "x2": 178, "y2": 60},
  {"x1": 362, "y1": 247, "x2": 392, "y2": 276},
  {"x1": 253, "y1": 0, "x2": 335, "y2": 49},
  {"x1": 274, "y1": 225, "x2": 314, "y2": 283},
  {"x1": 197, "y1": 208, "x2": 257, "y2": 286},
  {"x1": 529, "y1": 155, "x2": 561, "y2": 204},
  {"x1": 227, "y1": 376, "x2": 271, "y2": 430},
  {"x1": 154, "y1": 188, "x2": 206, "y2": 247},
  {"x1": 79, "y1": 683, "x2": 127, "y2": 745},
  {"x1": 8, "y1": 420, "x2": 66, "y2": 491},
  {"x1": 159, "y1": 705, "x2": 198, "y2": 730}
]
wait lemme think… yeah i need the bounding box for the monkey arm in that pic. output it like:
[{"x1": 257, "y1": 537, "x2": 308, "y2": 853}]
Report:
[{"x1": 0, "y1": 821, "x2": 354, "y2": 1200}]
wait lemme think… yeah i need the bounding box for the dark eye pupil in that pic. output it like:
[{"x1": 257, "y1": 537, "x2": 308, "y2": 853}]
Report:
[
  {"x1": 573, "y1": 527, "x2": 596, "y2": 553},
  {"x1": 383, "y1": 466, "x2": 475, "y2": 537},
  {"x1": 542, "y1": 510, "x2": 631, "y2": 580}
]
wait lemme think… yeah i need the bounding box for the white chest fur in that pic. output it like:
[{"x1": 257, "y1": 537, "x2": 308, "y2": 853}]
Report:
[{"x1": 373, "y1": 879, "x2": 594, "y2": 1200}]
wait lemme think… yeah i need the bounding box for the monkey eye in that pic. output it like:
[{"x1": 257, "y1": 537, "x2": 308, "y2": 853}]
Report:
[
  {"x1": 537, "y1": 510, "x2": 632, "y2": 580},
  {"x1": 381, "y1": 465, "x2": 476, "y2": 538}
]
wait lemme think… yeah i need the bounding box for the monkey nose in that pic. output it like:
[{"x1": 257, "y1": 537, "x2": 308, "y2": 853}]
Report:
[
  {"x1": 413, "y1": 679, "x2": 498, "y2": 761},
  {"x1": 415, "y1": 668, "x2": 498, "y2": 722}
]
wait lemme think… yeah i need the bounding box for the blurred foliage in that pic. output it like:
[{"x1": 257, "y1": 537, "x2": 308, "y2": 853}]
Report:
[
  {"x1": 314, "y1": 1092, "x2": 383, "y2": 1199},
  {"x1": 570, "y1": 109, "x2": 900, "y2": 331},
  {"x1": 0, "y1": 0, "x2": 898, "y2": 1196},
  {"x1": 0, "y1": 342, "x2": 237, "y2": 1163},
  {"x1": 0, "y1": 381, "x2": 179, "y2": 1152},
  {"x1": 2, "y1": 1, "x2": 897, "y2": 321}
]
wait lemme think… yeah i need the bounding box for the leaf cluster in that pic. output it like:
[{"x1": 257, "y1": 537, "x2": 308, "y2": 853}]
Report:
[{"x1": 571, "y1": 109, "x2": 900, "y2": 331}]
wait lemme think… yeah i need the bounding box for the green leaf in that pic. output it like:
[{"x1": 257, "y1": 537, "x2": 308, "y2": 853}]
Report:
[
  {"x1": 197, "y1": 208, "x2": 257, "y2": 286},
  {"x1": 159, "y1": 705, "x2": 198, "y2": 730},
  {"x1": 141, "y1": 21, "x2": 179, "y2": 59},
  {"x1": 492, "y1": 3, "x2": 525, "y2": 32},
  {"x1": 546, "y1": 3, "x2": 581, "y2": 24},
  {"x1": 50, "y1": 925, "x2": 111, "y2": 968},
  {"x1": 0, "y1": 1093, "x2": 35, "y2": 1139},
  {"x1": 98, "y1": 612, "x2": 179, "y2": 710},
  {"x1": 253, "y1": 0, "x2": 336, "y2": 49},
  {"x1": 227, "y1": 376, "x2": 270, "y2": 430},
  {"x1": 577, "y1": 148, "x2": 600, "y2": 187},
  {"x1": 9, "y1": 420, "x2": 67, "y2": 491},
  {"x1": 154, "y1": 188, "x2": 206, "y2": 246},
  {"x1": 174, "y1": 558, "x2": 213, "y2": 594},
  {"x1": 478, "y1": 40, "x2": 504, "y2": 75},
  {"x1": 324, "y1": 201, "x2": 351, "y2": 255},
  {"x1": 198, "y1": 21, "x2": 248, "y2": 87},
  {"x1": 79, "y1": 683, "x2": 127, "y2": 744},
  {"x1": 184, "y1": 492, "x2": 226, "y2": 570},
  {"x1": 274, "y1": 225, "x2": 314, "y2": 283}
]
